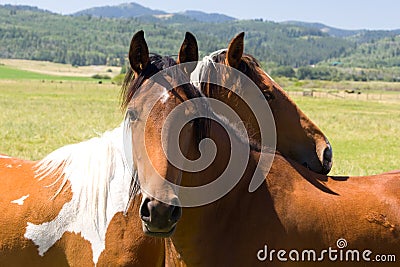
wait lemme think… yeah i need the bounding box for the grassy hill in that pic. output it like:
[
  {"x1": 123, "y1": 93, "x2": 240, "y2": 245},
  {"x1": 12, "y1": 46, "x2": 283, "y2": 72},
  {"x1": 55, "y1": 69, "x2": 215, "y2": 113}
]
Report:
[
  {"x1": 333, "y1": 35, "x2": 400, "y2": 68},
  {"x1": 1, "y1": 4, "x2": 400, "y2": 81},
  {"x1": 0, "y1": 5, "x2": 352, "y2": 66}
]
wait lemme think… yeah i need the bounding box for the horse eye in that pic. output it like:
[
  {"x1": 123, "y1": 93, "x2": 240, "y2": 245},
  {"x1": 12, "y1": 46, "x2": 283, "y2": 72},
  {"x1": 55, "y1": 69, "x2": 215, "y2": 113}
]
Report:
[{"x1": 127, "y1": 109, "x2": 138, "y2": 122}]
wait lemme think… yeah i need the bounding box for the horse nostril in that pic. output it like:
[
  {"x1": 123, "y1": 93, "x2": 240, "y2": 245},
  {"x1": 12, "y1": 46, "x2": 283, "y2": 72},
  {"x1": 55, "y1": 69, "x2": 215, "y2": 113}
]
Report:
[
  {"x1": 170, "y1": 205, "x2": 182, "y2": 223},
  {"x1": 321, "y1": 146, "x2": 333, "y2": 174},
  {"x1": 323, "y1": 146, "x2": 333, "y2": 163},
  {"x1": 140, "y1": 198, "x2": 151, "y2": 220}
]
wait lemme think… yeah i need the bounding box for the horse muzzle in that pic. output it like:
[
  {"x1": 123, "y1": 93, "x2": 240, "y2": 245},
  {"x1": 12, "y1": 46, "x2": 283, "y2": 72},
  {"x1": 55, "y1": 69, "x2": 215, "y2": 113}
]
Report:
[
  {"x1": 140, "y1": 196, "x2": 182, "y2": 237},
  {"x1": 321, "y1": 144, "x2": 333, "y2": 174}
]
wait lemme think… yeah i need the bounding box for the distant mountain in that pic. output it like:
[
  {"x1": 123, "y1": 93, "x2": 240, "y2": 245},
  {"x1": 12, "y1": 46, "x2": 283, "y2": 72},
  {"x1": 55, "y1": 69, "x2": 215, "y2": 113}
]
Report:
[
  {"x1": 132, "y1": 14, "x2": 198, "y2": 24},
  {"x1": 1, "y1": 4, "x2": 53, "y2": 14},
  {"x1": 282, "y1": 21, "x2": 363, "y2": 37},
  {"x1": 73, "y1": 2, "x2": 236, "y2": 23},
  {"x1": 179, "y1": 10, "x2": 235, "y2": 23},
  {"x1": 283, "y1": 21, "x2": 400, "y2": 40},
  {"x1": 73, "y1": 2, "x2": 166, "y2": 18}
]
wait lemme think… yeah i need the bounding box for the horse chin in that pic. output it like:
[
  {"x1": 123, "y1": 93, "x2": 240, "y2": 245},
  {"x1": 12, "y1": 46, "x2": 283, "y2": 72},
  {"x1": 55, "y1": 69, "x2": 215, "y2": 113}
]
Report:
[{"x1": 142, "y1": 223, "x2": 177, "y2": 237}]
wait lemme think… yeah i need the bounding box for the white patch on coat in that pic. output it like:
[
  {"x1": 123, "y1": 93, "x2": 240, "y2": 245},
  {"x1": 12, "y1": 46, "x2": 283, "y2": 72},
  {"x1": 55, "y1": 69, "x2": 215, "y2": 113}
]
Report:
[
  {"x1": 24, "y1": 120, "x2": 138, "y2": 265},
  {"x1": 6, "y1": 164, "x2": 12, "y2": 168},
  {"x1": 0, "y1": 155, "x2": 11, "y2": 159},
  {"x1": 11, "y1": 194, "x2": 30, "y2": 205}
]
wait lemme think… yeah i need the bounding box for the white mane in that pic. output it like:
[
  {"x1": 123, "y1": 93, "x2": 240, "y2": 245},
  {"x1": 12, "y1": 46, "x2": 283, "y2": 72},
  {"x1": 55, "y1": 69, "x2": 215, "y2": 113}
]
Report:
[
  {"x1": 190, "y1": 48, "x2": 227, "y2": 88},
  {"x1": 24, "y1": 118, "x2": 137, "y2": 265}
]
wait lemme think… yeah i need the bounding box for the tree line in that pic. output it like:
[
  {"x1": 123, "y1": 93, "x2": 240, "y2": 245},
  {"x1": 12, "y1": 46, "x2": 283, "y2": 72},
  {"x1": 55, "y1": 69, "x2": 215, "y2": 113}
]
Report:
[{"x1": 1, "y1": 5, "x2": 400, "y2": 81}]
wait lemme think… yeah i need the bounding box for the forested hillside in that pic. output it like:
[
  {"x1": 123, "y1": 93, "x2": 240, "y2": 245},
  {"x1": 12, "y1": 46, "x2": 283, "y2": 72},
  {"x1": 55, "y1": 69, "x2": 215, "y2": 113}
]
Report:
[
  {"x1": 0, "y1": 5, "x2": 352, "y2": 66},
  {"x1": 1, "y1": 4, "x2": 400, "y2": 82}
]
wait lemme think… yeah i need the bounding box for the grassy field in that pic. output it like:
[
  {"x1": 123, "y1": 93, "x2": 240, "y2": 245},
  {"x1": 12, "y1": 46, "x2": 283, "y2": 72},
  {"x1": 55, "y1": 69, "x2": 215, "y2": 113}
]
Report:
[
  {"x1": 0, "y1": 77, "x2": 399, "y2": 176},
  {"x1": 0, "y1": 59, "x2": 121, "y2": 79},
  {"x1": 0, "y1": 80, "x2": 122, "y2": 160},
  {"x1": 292, "y1": 96, "x2": 400, "y2": 176},
  {"x1": 276, "y1": 77, "x2": 400, "y2": 93},
  {"x1": 0, "y1": 65, "x2": 95, "y2": 81}
]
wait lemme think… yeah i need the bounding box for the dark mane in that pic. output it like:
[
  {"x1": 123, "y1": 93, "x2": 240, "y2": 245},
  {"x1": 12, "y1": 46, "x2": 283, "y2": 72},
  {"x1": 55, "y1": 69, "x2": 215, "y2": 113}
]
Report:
[
  {"x1": 121, "y1": 54, "x2": 204, "y2": 110},
  {"x1": 121, "y1": 54, "x2": 176, "y2": 110},
  {"x1": 121, "y1": 53, "x2": 209, "y2": 143}
]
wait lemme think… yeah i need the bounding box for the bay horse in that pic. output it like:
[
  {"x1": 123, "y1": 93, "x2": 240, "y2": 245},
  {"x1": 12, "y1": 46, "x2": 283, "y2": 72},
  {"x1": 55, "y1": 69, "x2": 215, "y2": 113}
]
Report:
[
  {"x1": 128, "y1": 34, "x2": 400, "y2": 267},
  {"x1": 192, "y1": 32, "x2": 333, "y2": 175},
  {"x1": 0, "y1": 30, "x2": 201, "y2": 266}
]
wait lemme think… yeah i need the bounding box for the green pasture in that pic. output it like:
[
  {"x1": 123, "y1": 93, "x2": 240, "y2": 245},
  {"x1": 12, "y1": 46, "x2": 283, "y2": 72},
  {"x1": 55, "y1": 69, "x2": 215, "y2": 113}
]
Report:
[
  {"x1": 0, "y1": 79, "x2": 399, "y2": 176},
  {"x1": 0, "y1": 64, "x2": 95, "y2": 81},
  {"x1": 0, "y1": 80, "x2": 122, "y2": 160},
  {"x1": 292, "y1": 96, "x2": 400, "y2": 176}
]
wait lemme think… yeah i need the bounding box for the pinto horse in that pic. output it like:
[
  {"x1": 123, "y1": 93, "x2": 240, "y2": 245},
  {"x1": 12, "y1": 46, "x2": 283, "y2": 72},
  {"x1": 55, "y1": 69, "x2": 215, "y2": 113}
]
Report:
[
  {"x1": 193, "y1": 32, "x2": 332, "y2": 175},
  {"x1": 129, "y1": 34, "x2": 400, "y2": 267},
  {"x1": 0, "y1": 30, "x2": 202, "y2": 266},
  {"x1": 0, "y1": 129, "x2": 163, "y2": 266}
]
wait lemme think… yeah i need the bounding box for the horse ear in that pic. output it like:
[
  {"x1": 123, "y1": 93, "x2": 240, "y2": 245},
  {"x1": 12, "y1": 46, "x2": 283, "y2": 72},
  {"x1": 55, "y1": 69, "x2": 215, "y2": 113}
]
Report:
[
  {"x1": 177, "y1": 32, "x2": 199, "y2": 74},
  {"x1": 226, "y1": 32, "x2": 245, "y2": 68},
  {"x1": 128, "y1": 30, "x2": 149, "y2": 74}
]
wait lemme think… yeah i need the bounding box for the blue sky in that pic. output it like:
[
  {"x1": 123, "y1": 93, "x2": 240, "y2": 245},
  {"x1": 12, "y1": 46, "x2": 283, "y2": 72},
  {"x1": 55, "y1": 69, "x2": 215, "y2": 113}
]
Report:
[{"x1": 1, "y1": 0, "x2": 399, "y2": 30}]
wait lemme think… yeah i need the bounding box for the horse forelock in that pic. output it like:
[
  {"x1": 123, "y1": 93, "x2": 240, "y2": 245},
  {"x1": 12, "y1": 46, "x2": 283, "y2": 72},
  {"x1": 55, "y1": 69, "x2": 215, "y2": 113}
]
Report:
[
  {"x1": 29, "y1": 121, "x2": 138, "y2": 264},
  {"x1": 201, "y1": 49, "x2": 275, "y2": 92},
  {"x1": 121, "y1": 54, "x2": 201, "y2": 110}
]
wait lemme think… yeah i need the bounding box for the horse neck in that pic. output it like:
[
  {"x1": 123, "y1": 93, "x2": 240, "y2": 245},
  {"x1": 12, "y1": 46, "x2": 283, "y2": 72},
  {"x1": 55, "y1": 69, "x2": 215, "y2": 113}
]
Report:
[
  {"x1": 172, "y1": 120, "x2": 282, "y2": 264},
  {"x1": 201, "y1": 80, "x2": 262, "y2": 144}
]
